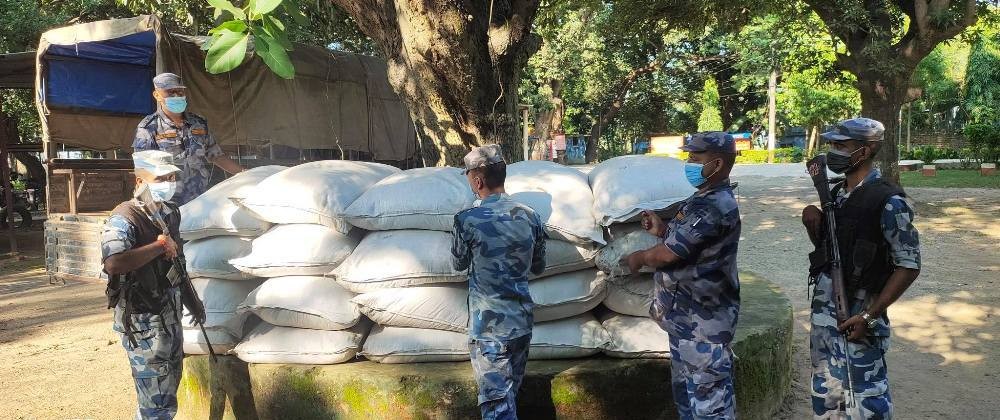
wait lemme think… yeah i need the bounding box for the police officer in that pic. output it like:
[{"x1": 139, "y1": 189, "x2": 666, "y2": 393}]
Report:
[
  {"x1": 101, "y1": 150, "x2": 203, "y2": 419},
  {"x1": 624, "y1": 132, "x2": 741, "y2": 420},
  {"x1": 451, "y1": 144, "x2": 547, "y2": 420},
  {"x1": 802, "y1": 118, "x2": 921, "y2": 419},
  {"x1": 133, "y1": 73, "x2": 243, "y2": 206}
]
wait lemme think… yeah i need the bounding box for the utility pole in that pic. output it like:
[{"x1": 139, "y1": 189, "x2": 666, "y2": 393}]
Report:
[
  {"x1": 767, "y1": 66, "x2": 778, "y2": 164},
  {"x1": 906, "y1": 103, "x2": 912, "y2": 153}
]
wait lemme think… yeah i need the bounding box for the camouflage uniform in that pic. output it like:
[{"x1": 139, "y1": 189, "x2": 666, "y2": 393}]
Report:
[
  {"x1": 133, "y1": 111, "x2": 223, "y2": 206},
  {"x1": 810, "y1": 169, "x2": 920, "y2": 419},
  {"x1": 651, "y1": 178, "x2": 741, "y2": 420},
  {"x1": 648, "y1": 132, "x2": 741, "y2": 420},
  {"x1": 452, "y1": 191, "x2": 547, "y2": 420},
  {"x1": 102, "y1": 206, "x2": 184, "y2": 420}
]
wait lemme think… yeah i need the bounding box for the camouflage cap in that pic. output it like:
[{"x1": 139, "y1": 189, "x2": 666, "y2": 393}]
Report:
[
  {"x1": 682, "y1": 131, "x2": 736, "y2": 153},
  {"x1": 821, "y1": 117, "x2": 884, "y2": 143},
  {"x1": 133, "y1": 150, "x2": 181, "y2": 177},
  {"x1": 463, "y1": 144, "x2": 505, "y2": 173},
  {"x1": 152, "y1": 73, "x2": 186, "y2": 90}
]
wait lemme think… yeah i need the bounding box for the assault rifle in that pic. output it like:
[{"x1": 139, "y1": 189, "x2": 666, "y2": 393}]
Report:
[
  {"x1": 135, "y1": 185, "x2": 217, "y2": 362},
  {"x1": 806, "y1": 154, "x2": 855, "y2": 415}
]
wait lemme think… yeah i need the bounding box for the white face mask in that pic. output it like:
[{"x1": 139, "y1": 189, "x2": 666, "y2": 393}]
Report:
[{"x1": 147, "y1": 181, "x2": 177, "y2": 202}]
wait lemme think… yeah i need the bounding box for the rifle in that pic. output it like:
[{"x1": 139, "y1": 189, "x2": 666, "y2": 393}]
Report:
[
  {"x1": 806, "y1": 154, "x2": 855, "y2": 415},
  {"x1": 135, "y1": 185, "x2": 218, "y2": 362}
]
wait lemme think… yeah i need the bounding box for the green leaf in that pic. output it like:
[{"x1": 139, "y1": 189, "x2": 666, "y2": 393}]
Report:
[
  {"x1": 208, "y1": 20, "x2": 248, "y2": 35},
  {"x1": 283, "y1": 1, "x2": 309, "y2": 27},
  {"x1": 263, "y1": 16, "x2": 294, "y2": 51},
  {"x1": 206, "y1": 0, "x2": 246, "y2": 20},
  {"x1": 267, "y1": 15, "x2": 285, "y2": 31},
  {"x1": 254, "y1": 32, "x2": 295, "y2": 79},
  {"x1": 205, "y1": 30, "x2": 250, "y2": 74},
  {"x1": 253, "y1": 0, "x2": 283, "y2": 15}
]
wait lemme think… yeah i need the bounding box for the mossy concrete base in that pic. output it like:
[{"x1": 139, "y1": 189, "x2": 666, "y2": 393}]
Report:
[{"x1": 178, "y1": 273, "x2": 791, "y2": 420}]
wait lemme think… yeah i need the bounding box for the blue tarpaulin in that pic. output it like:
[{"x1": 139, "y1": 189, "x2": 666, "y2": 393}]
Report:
[{"x1": 43, "y1": 31, "x2": 156, "y2": 114}]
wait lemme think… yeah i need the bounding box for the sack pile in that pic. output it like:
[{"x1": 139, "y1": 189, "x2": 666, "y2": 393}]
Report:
[
  {"x1": 178, "y1": 166, "x2": 286, "y2": 355},
  {"x1": 178, "y1": 156, "x2": 692, "y2": 365},
  {"x1": 588, "y1": 155, "x2": 693, "y2": 358}
]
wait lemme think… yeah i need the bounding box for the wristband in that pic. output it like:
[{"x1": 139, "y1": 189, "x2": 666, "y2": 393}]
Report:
[{"x1": 860, "y1": 311, "x2": 878, "y2": 329}]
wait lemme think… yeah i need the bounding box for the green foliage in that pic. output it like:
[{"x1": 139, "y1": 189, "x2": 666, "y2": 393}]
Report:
[
  {"x1": 964, "y1": 32, "x2": 1000, "y2": 124},
  {"x1": 10, "y1": 179, "x2": 26, "y2": 191},
  {"x1": 778, "y1": 69, "x2": 859, "y2": 130},
  {"x1": 901, "y1": 146, "x2": 966, "y2": 161},
  {"x1": 697, "y1": 79, "x2": 723, "y2": 132},
  {"x1": 964, "y1": 123, "x2": 1000, "y2": 163},
  {"x1": 204, "y1": 0, "x2": 297, "y2": 78},
  {"x1": 736, "y1": 147, "x2": 805, "y2": 164}
]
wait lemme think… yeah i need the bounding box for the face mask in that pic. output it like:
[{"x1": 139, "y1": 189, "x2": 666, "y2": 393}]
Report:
[
  {"x1": 148, "y1": 181, "x2": 177, "y2": 202},
  {"x1": 684, "y1": 162, "x2": 707, "y2": 188},
  {"x1": 826, "y1": 147, "x2": 863, "y2": 174},
  {"x1": 164, "y1": 96, "x2": 187, "y2": 114}
]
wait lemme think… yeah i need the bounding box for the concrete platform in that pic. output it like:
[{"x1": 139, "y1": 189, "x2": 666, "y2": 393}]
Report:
[{"x1": 177, "y1": 273, "x2": 792, "y2": 420}]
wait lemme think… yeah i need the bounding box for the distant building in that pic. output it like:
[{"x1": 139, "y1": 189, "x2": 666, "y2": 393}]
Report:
[{"x1": 649, "y1": 134, "x2": 685, "y2": 155}]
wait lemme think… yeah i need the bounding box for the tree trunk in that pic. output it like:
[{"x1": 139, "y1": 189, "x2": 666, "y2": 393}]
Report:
[
  {"x1": 858, "y1": 82, "x2": 905, "y2": 183},
  {"x1": 807, "y1": 125, "x2": 819, "y2": 157},
  {"x1": 530, "y1": 79, "x2": 563, "y2": 159},
  {"x1": 331, "y1": 0, "x2": 541, "y2": 167},
  {"x1": 766, "y1": 67, "x2": 777, "y2": 164},
  {"x1": 586, "y1": 60, "x2": 660, "y2": 163}
]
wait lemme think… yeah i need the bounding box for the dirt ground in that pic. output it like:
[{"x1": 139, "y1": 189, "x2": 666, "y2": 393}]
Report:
[{"x1": 0, "y1": 168, "x2": 997, "y2": 419}]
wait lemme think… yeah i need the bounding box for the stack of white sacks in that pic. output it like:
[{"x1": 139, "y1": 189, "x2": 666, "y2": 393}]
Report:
[
  {"x1": 178, "y1": 155, "x2": 692, "y2": 365},
  {"x1": 590, "y1": 155, "x2": 696, "y2": 359}
]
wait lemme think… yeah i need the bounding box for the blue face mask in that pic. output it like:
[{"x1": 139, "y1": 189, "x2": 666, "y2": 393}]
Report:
[
  {"x1": 164, "y1": 96, "x2": 187, "y2": 114},
  {"x1": 148, "y1": 181, "x2": 177, "y2": 202},
  {"x1": 684, "y1": 162, "x2": 707, "y2": 188}
]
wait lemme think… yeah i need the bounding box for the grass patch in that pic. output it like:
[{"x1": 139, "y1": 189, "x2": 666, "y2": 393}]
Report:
[{"x1": 900, "y1": 169, "x2": 1000, "y2": 188}]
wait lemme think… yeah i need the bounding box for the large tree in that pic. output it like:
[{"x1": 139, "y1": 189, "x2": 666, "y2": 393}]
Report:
[
  {"x1": 804, "y1": 0, "x2": 986, "y2": 181},
  {"x1": 205, "y1": 0, "x2": 542, "y2": 166}
]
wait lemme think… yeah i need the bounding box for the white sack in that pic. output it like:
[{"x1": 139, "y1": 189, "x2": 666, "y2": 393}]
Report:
[
  {"x1": 361, "y1": 325, "x2": 470, "y2": 363},
  {"x1": 333, "y1": 230, "x2": 465, "y2": 293},
  {"x1": 506, "y1": 160, "x2": 605, "y2": 244},
  {"x1": 596, "y1": 223, "x2": 660, "y2": 275},
  {"x1": 181, "y1": 278, "x2": 264, "y2": 336},
  {"x1": 601, "y1": 313, "x2": 670, "y2": 359},
  {"x1": 229, "y1": 224, "x2": 361, "y2": 278},
  {"x1": 351, "y1": 284, "x2": 468, "y2": 332},
  {"x1": 237, "y1": 160, "x2": 399, "y2": 233},
  {"x1": 233, "y1": 321, "x2": 371, "y2": 365},
  {"x1": 240, "y1": 276, "x2": 360, "y2": 330},
  {"x1": 529, "y1": 313, "x2": 611, "y2": 360},
  {"x1": 179, "y1": 166, "x2": 285, "y2": 240},
  {"x1": 603, "y1": 274, "x2": 654, "y2": 317},
  {"x1": 183, "y1": 328, "x2": 238, "y2": 355},
  {"x1": 589, "y1": 155, "x2": 694, "y2": 226},
  {"x1": 531, "y1": 270, "x2": 607, "y2": 322},
  {"x1": 534, "y1": 240, "x2": 598, "y2": 279},
  {"x1": 344, "y1": 167, "x2": 475, "y2": 231},
  {"x1": 185, "y1": 237, "x2": 254, "y2": 280}
]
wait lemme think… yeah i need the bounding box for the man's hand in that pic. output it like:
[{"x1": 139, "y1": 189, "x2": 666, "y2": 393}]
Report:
[
  {"x1": 641, "y1": 210, "x2": 666, "y2": 237},
  {"x1": 622, "y1": 251, "x2": 645, "y2": 275},
  {"x1": 838, "y1": 315, "x2": 868, "y2": 342},
  {"x1": 802, "y1": 205, "x2": 823, "y2": 244},
  {"x1": 158, "y1": 234, "x2": 179, "y2": 259}
]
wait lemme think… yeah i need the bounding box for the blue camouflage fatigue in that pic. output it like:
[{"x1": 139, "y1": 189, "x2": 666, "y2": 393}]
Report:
[
  {"x1": 810, "y1": 168, "x2": 920, "y2": 419},
  {"x1": 451, "y1": 193, "x2": 547, "y2": 341},
  {"x1": 469, "y1": 334, "x2": 531, "y2": 420},
  {"x1": 452, "y1": 192, "x2": 545, "y2": 419},
  {"x1": 648, "y1": 179, "x2": 741, "y2": 420},
  {"x1": 650, "y1": 179, "x2": 741, "y2": 344},
  {"x1": 133, "y1": 110, "x2": 223, "y2": 205},
  {"x1": 102, "y1": 206, "x2": 185, "y2": 419},
  {"x1": 669, "y1": 334, "x2": 736, "y2": 420}
]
